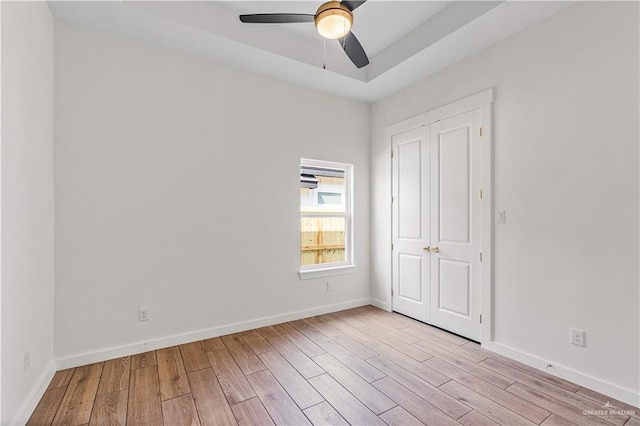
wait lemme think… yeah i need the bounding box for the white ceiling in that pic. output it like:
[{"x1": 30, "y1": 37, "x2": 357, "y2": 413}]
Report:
[{"x1": 48, "y1": 1, "x2": 574, "y2": 103}]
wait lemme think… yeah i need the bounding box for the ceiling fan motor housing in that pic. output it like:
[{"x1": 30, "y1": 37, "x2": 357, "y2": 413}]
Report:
[{"x1": 314, "y1": 1, "x2": 353, "y2": 39}]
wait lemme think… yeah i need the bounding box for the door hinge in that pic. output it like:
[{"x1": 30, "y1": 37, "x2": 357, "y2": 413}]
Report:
[
  {"x1": 479, "y1": 189, "x2": 483, "y2": 199},
  {"x1": 391, "y1": 243, "x2": 394, "y2": 250},
  {"x1": 480, "y1": 314, "x2": 483, "y2": 324},
  {"x1": 480, "y1": 127, "x2": 483, "y2": 137},
  {"x1": 480, "y1": 252, "x2": 483, "y2": 262},
  {"x1": 391, "y1": 288, "x2": 394, "y2": 297},
  {"x1": 391, "y1": 196, "x2": 394, "y2": 203},
  {"x1": 391, "y1": 150, "x2": 394, "y2": 158}
]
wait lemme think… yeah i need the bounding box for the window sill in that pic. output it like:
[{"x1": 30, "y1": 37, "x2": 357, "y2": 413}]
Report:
[{"x1": 298, "y1": 265, "x2": 357, "y2": 280}]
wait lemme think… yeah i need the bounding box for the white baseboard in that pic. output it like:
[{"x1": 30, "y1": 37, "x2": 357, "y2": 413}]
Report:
[
  {"x1": 56, "y1": 298, "x2": 371, "y2": 369},
  {"x1": 12, "y1": 359, "x2": 56, "y2": 426},
  {"x1": 483, "y1": 341, "x2": 640, "y2": 408},
  {"x1": 370, "y1": 298, "x2": 391, "y2": 312}
]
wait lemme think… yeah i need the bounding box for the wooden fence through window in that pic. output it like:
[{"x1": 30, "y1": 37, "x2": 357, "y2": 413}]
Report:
[{"x1": 301, "y1": 217, "x2": 345, "y2": 265}]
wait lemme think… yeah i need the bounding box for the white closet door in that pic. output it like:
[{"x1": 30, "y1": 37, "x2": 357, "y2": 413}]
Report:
[
  {"x1": 391, "y1": 109, "x2": 482, "y2": 341},
  {"x1": 429, "y1": 109, "x2": 482, "y2": 341},
  {"x1": 391, "y1": 127, "x2": 431, "y2": 323}
]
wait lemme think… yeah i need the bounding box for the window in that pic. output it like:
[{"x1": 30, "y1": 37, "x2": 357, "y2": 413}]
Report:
[{"x1": 299, "y1": 159, "x2": 355, "y2": 279}]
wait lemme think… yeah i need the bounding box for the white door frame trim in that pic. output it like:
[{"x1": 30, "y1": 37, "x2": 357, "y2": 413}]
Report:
[{"x1": 385, "y1": 88, "x2": 494, "y2": 344}]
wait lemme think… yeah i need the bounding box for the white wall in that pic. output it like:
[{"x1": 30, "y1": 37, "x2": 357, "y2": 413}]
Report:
[
  {"x1": 371, "y1": 2, "x2": 639, "y2": 404},
  {"x1": 54, "y1": 22, "x2": 370, "y2": 364},
  {"x1": 1, "y1": 2, "x2": 56, "y2": 424}
]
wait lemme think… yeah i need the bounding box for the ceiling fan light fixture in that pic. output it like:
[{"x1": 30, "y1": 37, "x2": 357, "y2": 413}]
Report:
[{"x1": 314, "y1": 2, "x2": 353, "y2": 39}]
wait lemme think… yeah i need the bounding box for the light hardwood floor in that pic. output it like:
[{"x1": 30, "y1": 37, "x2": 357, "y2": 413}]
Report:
[{"x1": 28, "y1": 305, "x2": 639, "y2": 425}]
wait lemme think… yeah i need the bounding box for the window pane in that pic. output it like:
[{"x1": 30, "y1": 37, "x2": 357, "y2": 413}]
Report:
[
  {"x1": 318, "y1": 192, "x2": 341, "y2": 205},
  {"x1": 300, "y1": 175, "x2": 345, "y2": 213},
  {"x1": 301, "y1": 216, "x2": 346, "y2": 266}
]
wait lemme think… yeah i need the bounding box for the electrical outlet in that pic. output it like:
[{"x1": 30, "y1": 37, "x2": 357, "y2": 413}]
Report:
[
  {"x1": 570, "y1": 328, "x2": 585, "y2": 347},
  {"x1": 138, "y1": 307, "x2": 150, "y2": 322},
  {"x1": 326, "y1": 281, "x2": 332, "y2": 292},
  {"x1": 24, "y1": 350, "x2": 30, "y2": 372}
]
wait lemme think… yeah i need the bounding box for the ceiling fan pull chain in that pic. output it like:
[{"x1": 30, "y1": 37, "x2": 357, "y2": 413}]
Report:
[
  {"x1": 343, "y1": 18, "x2": 347, "y2": 43},
  {"x1": 323, "y1": 38, "x2": 327, "y2": 69}
]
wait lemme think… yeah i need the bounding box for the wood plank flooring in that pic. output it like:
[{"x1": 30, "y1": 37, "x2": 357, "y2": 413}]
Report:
[{"x1": 28, "y1": 306, "x2": 639, "y2": 426}]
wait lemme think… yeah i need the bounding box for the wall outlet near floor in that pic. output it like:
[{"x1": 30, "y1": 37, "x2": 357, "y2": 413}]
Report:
[
  {"x1": 24, "y1": 350, "x2": 30, "y2": 372},
  {"x1": 138, "y1": 307, "x2": 150, "y2": 322},
  {"x1": 326, "y1": 281, "x2": 332, "y2": 292},
  {"x1": 570, "y1": 328, "x2": 585, "y2": 347}
]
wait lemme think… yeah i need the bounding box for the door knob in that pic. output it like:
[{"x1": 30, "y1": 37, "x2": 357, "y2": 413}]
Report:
[
  {"x1": 423, "y1": 246, "x2": 430, "y2": 252},
  {"x1": 431, "y1": 246, "x2": 440, "y2": 253}
]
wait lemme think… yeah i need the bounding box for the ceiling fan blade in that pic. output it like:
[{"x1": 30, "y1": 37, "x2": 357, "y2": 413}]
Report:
[
  {"x1": 239, "y1": 14, "x2": 315, "y2": 24},
  {"x1": 339, "y1": 32, "x2": 369, "y2": 68},
  {"x1": 341, "y1": 1, "x2": 367, "y2": 11}
]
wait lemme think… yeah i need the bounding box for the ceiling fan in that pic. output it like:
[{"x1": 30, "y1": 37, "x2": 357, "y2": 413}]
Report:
[{"x1": 239, "y1": 1, "x2": 369, "y2": 69}]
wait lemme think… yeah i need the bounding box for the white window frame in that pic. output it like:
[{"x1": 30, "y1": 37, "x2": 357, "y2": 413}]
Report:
[{"x1": 299, "y1": 158, "x2": 356, "y2": 280}]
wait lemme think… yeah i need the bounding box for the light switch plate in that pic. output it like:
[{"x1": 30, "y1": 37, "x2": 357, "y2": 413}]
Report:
[{"x1": 495, "y1": 210, "x2": 506, "y2": 224}]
